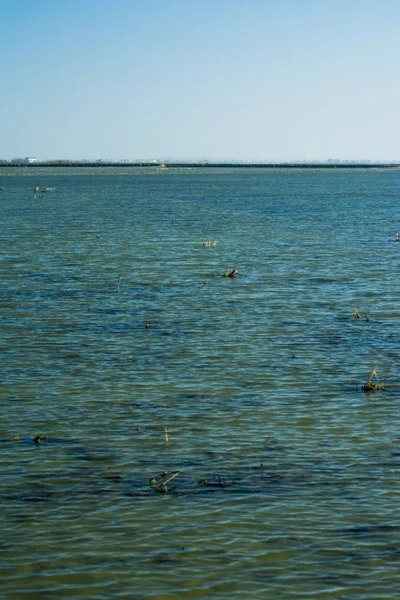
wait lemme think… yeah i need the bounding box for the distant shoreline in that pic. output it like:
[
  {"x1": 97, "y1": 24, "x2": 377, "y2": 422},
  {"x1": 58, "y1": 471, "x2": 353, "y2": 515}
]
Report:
[{"x1": 0, "y1": 161, "x2": 399, "y2": 169}]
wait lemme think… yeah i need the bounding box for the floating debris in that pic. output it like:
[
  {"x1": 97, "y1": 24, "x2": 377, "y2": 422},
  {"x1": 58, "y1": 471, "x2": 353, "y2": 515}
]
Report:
[
  {"x1": 34, "y1": 186, "x2": 39, "y2": 192},
  {"x1": 228, "y1": 266, "x2": 238, "y2": 278},
  {"x1": 149, "y1": 470, "x2": 180, "y2": 492},
  {"x1": 198, "y1": 475, "x2": 236, "y2": 488},
  {"x1": 354, "y1": 307, "x2": 361, "y2": 319},
  {"x1": 33, "y1": 435, "x2": 47, "y2": 445},
  {"x1": 145, "y1": 322, "x2": 151, "y2": 329},
  {"x1": 396, "y1": 233, "x2": 400, "y2": 242},
  {"x1": 222, "y1": 265, "x2": 239, "y2": 278},
  {"x1": 363, "y1": 365, "x2": 385, "y2": 392},
  {"x1": 203, "y1": 240, "x2": 217, "y2": 247},
  {"x1": 164, "y1": 427, "x2": 169, "y2": 445},
  {"x1": 12, "y1": 435, "x2": 21, "y2": 441}
]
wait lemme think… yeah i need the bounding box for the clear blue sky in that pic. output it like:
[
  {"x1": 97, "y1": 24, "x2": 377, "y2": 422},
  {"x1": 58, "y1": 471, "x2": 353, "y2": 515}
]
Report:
[{"x1": 1, "y1": 0, "x2": 399, "y2": 161}]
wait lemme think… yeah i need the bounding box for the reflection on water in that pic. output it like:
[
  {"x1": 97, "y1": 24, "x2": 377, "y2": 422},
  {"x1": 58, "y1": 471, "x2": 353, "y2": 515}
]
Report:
[{"x1": 1, "y1": 167, "x2": 400, "y2": 598}]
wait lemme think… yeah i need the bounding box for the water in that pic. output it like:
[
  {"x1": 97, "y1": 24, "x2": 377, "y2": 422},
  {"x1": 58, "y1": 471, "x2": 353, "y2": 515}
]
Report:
[{"x1": 1, "y1": 167, "x2": 399, "y2": 599}]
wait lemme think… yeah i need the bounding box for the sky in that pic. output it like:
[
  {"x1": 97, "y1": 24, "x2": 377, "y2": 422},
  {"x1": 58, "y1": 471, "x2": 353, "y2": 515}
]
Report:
[{"x1": 1, "y1": 0, "x2": 400, "y2": 161}]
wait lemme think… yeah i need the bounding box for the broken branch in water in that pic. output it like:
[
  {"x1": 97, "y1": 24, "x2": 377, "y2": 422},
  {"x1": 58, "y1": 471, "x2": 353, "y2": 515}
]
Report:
[
  {"x1": 363, "y1": 364, "x2": 385, "y2": 392},
  {"x1": 223, "y1": 266, "x2": 238, "y2": 277},
  {"x1": 149, "y1": 470, "x2": 180, "y2": 492}
]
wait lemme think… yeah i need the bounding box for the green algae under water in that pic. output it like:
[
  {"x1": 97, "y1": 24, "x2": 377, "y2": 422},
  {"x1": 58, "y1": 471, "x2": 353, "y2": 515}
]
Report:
[{"x1": 1, "y1": 167, "x2": 400, "y2": 599}]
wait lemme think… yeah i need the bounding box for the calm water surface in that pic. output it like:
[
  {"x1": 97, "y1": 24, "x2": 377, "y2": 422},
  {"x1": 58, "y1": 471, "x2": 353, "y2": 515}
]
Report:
[{"x1": 1, "y1": 167, "x2": 400, "y2": 599}]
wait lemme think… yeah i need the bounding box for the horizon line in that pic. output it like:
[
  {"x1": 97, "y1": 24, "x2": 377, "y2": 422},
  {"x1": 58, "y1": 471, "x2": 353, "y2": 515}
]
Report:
[{"x1": 2, "y1": 158, "x2": 400, "y2": 166}]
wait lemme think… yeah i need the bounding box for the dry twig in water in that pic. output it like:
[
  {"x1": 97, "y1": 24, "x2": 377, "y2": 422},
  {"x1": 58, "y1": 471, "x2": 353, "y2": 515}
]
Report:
[{"x1": 363, "y1": 365, "x2": 385, "y2": 392}]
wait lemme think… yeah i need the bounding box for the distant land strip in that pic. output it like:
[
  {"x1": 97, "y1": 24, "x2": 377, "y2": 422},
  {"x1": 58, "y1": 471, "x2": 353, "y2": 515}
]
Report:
[{"x1": 1, "y1": 161, "x2": 399, "y2": 169}]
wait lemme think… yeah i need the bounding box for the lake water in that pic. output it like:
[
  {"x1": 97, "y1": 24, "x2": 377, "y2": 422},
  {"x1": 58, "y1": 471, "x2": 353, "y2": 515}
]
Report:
[{"x1": 1, "y1": 167, "x2": 399, "y2": 599}]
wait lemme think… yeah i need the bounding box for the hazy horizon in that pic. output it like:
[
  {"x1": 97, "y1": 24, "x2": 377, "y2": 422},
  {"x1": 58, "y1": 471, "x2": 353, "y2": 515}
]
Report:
[
  {"x1": 2, "y1": 157, "x2": 400, "y2": 164},
  {"x1": 1, "y1": 0, "x2": 400, "y2": 162}
]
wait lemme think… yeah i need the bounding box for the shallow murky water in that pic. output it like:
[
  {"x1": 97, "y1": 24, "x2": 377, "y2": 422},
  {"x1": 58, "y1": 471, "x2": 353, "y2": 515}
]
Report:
[{"x1": 1, "y1": 167, "x2": 400, "y2": 598}]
